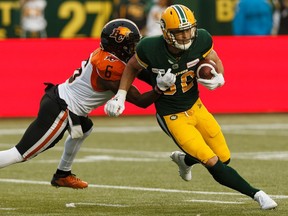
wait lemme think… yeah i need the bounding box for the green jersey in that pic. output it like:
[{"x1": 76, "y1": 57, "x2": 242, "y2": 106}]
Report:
[{"x1": 136, "y1": 29, "x2": 213, "y2": 116}]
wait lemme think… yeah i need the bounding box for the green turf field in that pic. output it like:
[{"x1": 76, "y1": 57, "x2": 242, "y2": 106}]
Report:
[{"x1": 0, "y1": 114, "x2": 288, "y2": 216}]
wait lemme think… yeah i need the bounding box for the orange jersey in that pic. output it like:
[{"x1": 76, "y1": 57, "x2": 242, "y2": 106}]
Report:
[
  {"x1": 58, "y1": 48, "x2": 126, "y2": 116},
  {"x1": 91, "y1": 48, "x2": 125, "y2": 90}
]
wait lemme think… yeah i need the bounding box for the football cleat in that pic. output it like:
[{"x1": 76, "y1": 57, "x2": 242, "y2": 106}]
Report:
[
  {"x1": 51, "y1": 173, "x2": 88, "y2": 189},
  {"x1": 170, "y1": 151, "x2": 192, "y2": 181},
  {"x1": 254, "y1": 190, "x2": 278, "y2": 210}
]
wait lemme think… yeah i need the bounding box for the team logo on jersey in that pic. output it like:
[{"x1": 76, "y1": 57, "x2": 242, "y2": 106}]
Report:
[
  {"x1": 172, "y1": 64, "x2": 179, "y2": 69},
  {"x1": 167, "y1": 60, "x2": 178, "y2": 69},
  {"x1": 110, "y1": 27, "x2": 131, "y2": 43},
  {"x1": 105, "y1": 55, "x2": 118, "y2": 62}
]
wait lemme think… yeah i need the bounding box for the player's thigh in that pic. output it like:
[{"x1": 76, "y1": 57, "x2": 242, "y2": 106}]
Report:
[
  {"x1": 16, "y1": 95, "x2": 68, "y2": 158},
  {"x1": 195, "y1": 102, "x2": 230, "y2": 162},
  {"x1": 162, "y1": 113, "x2": 216, "y2": 163}
]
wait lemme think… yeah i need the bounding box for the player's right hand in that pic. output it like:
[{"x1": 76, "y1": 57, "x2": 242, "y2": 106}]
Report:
[
  {"x1": 104, "y1": 90, "x2": 127, "y2": 117},
  {"x1": 197, "y1": 70, "x2": 225, "y2": 90},
  {"x1": 156, "y1": 68, "x2": 176, "y2": 91}
]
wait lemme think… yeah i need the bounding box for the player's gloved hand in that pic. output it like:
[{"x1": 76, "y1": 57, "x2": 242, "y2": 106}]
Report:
[
  {"x1": 104, "y1": 89, "x2": 127, "y2": 117},
  {"x1": 197, "y1": 70, "x2": 225, "y2": 90},
  {"x1": 156, "y1": 68, "x2": 176, "y2": 91}
]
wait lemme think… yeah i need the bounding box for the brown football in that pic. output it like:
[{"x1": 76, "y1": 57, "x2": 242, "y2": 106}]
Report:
[{"x1": 196, "y1": 59, "x2": 218, "y2": 79}]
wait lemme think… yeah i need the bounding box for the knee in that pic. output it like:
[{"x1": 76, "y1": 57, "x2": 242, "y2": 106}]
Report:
[
  {"x1": 204, "y1": 156, "x2": 230, "y2": 167},
  {"x1": 83, "y1": 127, "x2": 93, "y2": 137},
  {"x1": 204, "y1": 156, "x2": 218, "y2": 167},
  {"x1": 81, "y1": 117, "x2": 93, "y2": 134}
]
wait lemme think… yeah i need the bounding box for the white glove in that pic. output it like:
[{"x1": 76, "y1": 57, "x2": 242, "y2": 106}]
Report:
[
  {"x1": 104, "y1": 89, "x2": 127, "y2": 117},
  {"x1": 197, "y1": 70, "x2": 225, "y2": 90},
  {"x1": 156, "y1": 68, "x2": 176, "y2": 91}
]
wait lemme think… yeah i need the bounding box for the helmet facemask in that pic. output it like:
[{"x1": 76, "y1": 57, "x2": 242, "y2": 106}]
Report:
[
  {"x1": 122, "y1": 34, "x2": 140, "y2": 60},
  {"x1": 164, "y1": 24, "x2": 197, "y2": 50}
]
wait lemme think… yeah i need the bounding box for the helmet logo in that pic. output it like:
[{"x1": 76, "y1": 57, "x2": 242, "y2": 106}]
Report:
[{"x1": 109, "y1": 27, "x2": 131, "y2": 43}]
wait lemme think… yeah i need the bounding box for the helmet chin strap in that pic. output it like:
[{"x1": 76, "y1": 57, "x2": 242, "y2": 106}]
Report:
[
  {"x1": 174, "y1": 40, "x2": 192, "y2": 50},
  {"x1": 168, "y1": 31, "x2": 193, "y2": 51}
]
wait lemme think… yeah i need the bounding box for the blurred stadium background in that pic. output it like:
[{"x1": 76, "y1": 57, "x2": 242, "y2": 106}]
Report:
[{"x1": 1, "y1": 0, "x2": 235, "y2": 38}]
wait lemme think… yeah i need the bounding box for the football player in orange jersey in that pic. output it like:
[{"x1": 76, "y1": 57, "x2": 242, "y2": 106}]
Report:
[{"x1": 0, "y1": 19, "x2": 176, "y2": 189}]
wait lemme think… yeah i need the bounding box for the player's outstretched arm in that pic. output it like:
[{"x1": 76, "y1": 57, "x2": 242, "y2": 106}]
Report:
[
  {"x1": 104, "y1": 55, "x2": 141, "y2": 117},
  {"x1": 104, "y1": 55, "x2": 176, "y2": 116},
  {"x1": 98, "y1": 76, "x2": 161, "y2": 108},
  {"x1": 126, "y1": 85, "x2": 161, "y2": 108}
]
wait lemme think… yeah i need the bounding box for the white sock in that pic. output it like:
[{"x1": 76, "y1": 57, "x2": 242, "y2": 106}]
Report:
[
  {"x1": 57, "y1": 128, "x2": 92, "y2": 171},
  {"x1": 0, "y1": 147, "x2": 23, "y2": 169}
]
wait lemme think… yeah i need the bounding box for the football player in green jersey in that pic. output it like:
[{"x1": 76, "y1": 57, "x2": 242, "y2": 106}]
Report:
[{"x1": 104, "y1": 4, "x2": 277, "y2": 210}]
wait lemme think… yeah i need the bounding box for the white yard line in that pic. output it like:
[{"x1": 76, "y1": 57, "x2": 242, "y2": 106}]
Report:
[
  {"x1": 0, "y1": 208, "x2": 17, "y2": 210},
  {"x1": 185, "y1": 199, "x2": 244, "y2": 204},
  {"x1": 73, "y1": 202, "x2": 128, "y2": 207},
  {"x1": 0, "y1": 178, "x2": 287, "y2": 200},
  {"x1": 1, "y1": 144, "x2": 288, "y2": 162},
  {"x1": 1, "y1": 123, "x2": 288, "y2": 135}
]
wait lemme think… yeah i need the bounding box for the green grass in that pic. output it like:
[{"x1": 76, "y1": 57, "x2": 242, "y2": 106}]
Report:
[{"x1": 0, "y1": 114, "x2": 288, "y2": 216}]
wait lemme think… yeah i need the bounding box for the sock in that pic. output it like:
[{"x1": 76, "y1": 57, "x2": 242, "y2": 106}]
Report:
[
  {"x1": 0, "y1": 147, "x2": 23, "y2": 168},
  {"x1": 55, "y1": 169, "x2": 71, "y2": 176},
  {"x1": 207, "y1": 160, "x2": 259, "y2": 198},
  {"x1": 56, "y1": 128, "x2": 92, "y2": 172},
  {"x1": 184, "y1": 154, "x2": 200, "y2": 166}
]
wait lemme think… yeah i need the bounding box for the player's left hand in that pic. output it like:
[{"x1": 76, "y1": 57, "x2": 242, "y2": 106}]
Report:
[
  {"x1": 197, "y1": 70, "x2": 225, "y2": 90},
  {"x1": 156, "y1": 68, "x2": 176, "y2": 91},
  {"x1": 104, "y1": 90, "x2": 127, "y2": 117}
]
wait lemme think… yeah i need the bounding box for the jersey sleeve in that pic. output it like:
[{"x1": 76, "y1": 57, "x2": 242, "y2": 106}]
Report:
[
  {"x1": 91, "y1": 48, "x2": 126, "y2": 81},
  {"x1": 135, "y1": 37, "x2": 152, "y2": 69},
  {"x1": 196, "y1": 29, "x2": 213, "y2": 58}
]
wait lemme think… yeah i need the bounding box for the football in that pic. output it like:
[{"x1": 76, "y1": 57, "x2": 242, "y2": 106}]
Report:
[{"x1": 196, "y1": 59, "x2": 218, "y2": 79}]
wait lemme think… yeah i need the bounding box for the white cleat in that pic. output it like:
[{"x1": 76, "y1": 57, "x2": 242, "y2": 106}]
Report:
[
  {"x1": 254, "y1": 190, "x2": 278, "y2": 210},
  {"x1": 170, "y1": 151, "x2": 192, "y2": 181}
]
